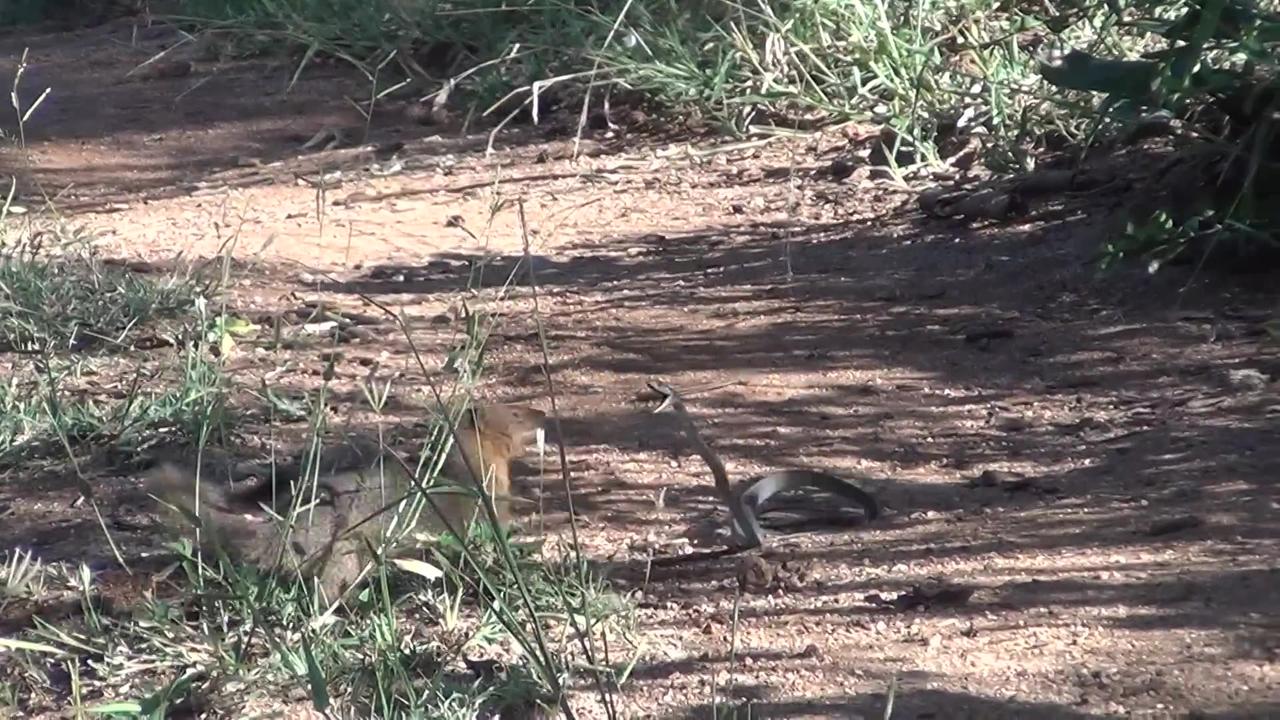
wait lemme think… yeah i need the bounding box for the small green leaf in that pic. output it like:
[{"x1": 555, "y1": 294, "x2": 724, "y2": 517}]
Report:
[
  {"x1": 301, "y1": 635, "x2": 330, "y2": 712},
  {"x1": 1039, "y1": 49, "x2": 1160, "y2": 100},
  {"x1": 222, "y1": 316, "x2": 260, "y2": 336}
]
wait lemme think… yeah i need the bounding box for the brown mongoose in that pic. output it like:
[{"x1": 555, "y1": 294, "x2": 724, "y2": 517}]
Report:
[
  {"x1": 147, "y1": 403, "x2": 547, "y2": 600},
  {"x1": 229, "y1": 402, "x2": 547, "y2": 530}
]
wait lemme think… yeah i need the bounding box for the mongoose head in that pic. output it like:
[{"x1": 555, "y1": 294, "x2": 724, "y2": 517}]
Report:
[{"x1": 465, "y1": 403, "x2": 547, "y2": 455}]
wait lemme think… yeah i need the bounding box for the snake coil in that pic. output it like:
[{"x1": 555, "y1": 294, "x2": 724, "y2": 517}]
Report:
[{"x1": 647, "y1": 382, "x2": 879, "y2": 565}]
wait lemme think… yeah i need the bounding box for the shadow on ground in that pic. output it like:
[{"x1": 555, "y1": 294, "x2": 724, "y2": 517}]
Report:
[
  {"x1": 297, "y1": 194, "x2": 1280, "y2": 666},
  {"x1": 5, "y1": 182, "x2": 1273, "y2": 650}
]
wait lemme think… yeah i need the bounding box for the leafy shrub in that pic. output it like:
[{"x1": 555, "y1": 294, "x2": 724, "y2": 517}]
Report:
[{"x1": 1040, "y1": 0, "x2": 1280, "y2": 270}]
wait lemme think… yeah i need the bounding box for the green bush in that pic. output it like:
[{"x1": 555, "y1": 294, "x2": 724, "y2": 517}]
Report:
[
  {"x1": 1040, "y1": 0, "x2": 1279, "y2": 269},
  {"x1": 172, "y1": 0, "x2": 1119, "y2": 167},
  {"x1": 174, "y1": 0, "x2": 606, "y2": 108}
]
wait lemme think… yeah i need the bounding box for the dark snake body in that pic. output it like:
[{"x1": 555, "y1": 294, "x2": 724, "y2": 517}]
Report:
[
  {"x1": 733, "y1": 468, "x2": 880, "y2": 543},
  {"x1": 647, "y1": 382, "x2": 880, "y2": 566}
]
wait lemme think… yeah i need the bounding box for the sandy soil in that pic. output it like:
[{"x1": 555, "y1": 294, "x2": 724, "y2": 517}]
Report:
[{"x1": 1, "y1": 16, "x2": 1278, "y2": 720}]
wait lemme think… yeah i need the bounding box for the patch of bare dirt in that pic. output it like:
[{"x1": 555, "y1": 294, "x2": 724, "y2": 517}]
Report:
[{"x1": 2, "y1": 18, "x2": 1278, "y2": 720}]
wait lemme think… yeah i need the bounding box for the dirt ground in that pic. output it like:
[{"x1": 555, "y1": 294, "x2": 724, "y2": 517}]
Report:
[{"x1": 2, "y1": 17, "x2": 1278, "y2": 720}]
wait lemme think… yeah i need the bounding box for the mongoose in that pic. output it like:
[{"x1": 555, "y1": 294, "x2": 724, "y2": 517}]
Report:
[
  {"x1": 148, "y1": 403, "x2": 547, "y2": 600},
  {"x1": 229, "y1": 403, "x2": 546, "y2": 529}
]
